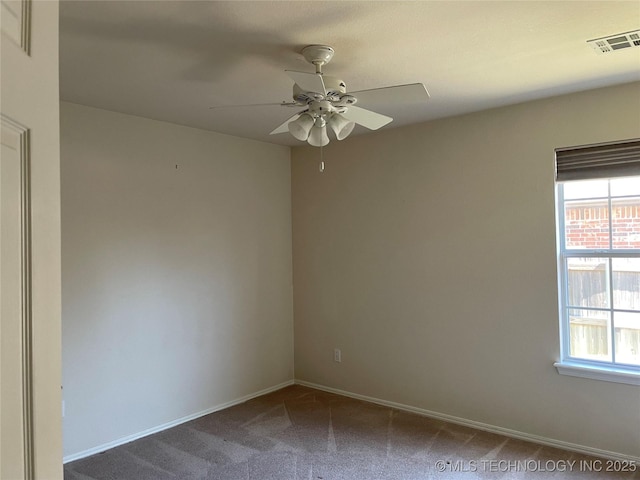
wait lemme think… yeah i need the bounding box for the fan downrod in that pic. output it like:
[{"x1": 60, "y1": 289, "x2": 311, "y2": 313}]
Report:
[{"x1": 301, "y1": 45, "x2": 334, "y2": 74}]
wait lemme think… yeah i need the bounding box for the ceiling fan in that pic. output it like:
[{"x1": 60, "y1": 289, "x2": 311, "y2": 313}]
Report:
[{"x1": 211, "y1": 45, "x2": 430, "y2": 147}]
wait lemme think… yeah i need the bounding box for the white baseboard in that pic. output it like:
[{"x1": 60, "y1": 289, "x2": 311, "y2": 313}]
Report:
[
  {"x1": 295, "y1": 379, "x2": 640, "y2": 464},
  {"x1": 63, "y1": 379, "x2": 295, "y2": 464}
]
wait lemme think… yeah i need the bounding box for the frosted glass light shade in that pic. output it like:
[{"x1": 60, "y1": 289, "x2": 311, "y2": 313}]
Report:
[
  {"x1": 288, "y1": 114, "x2": 314, "y2": 141},
  {"x1": 329, "y1": 114, "x2": 355, "y2": 140},
  {"x1": 308, "y1": 125, "x2": 329, "y2": 147}
]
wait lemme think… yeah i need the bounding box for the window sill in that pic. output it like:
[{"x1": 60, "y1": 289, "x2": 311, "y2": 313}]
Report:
[{"x1": 554, "y1": 361, "x2": 640, "y2": 386}]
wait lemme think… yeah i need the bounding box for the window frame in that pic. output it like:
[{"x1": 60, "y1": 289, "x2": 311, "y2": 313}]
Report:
[{"x1": 554, "y1": 179, "x2": 640, "y2": 386}]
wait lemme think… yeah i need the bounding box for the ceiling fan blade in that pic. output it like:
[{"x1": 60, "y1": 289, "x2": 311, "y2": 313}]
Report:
[
  {"x1": 209, "y1": 102, "x2": 298, "y2": 109},
  {"x1": 350, "y1": 83, "x2": 430, "y2": 106},
  {"x1": 270, "y1": 112, "x2": 304, "y2": 135},
  {"x1": 285, "y1": 70, "x2": 326, "y2": 95},
  {"x1": 341, "y1": 105, "x2": 393, "y2": 130}
]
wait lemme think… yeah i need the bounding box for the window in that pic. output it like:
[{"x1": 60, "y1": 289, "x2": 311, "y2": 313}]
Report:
[{"x1": 554, "y1": 139, "x2": 640, "y2": 385}]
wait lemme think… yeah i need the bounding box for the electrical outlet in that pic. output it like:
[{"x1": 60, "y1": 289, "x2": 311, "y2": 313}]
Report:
[{"x1": 334, "y1": 348, "x2": 341, "y2": 363}]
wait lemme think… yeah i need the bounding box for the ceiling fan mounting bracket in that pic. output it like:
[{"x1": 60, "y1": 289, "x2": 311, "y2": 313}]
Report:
[{"x1": 301, "y1": 45, "x2": 334, "y2": 73}]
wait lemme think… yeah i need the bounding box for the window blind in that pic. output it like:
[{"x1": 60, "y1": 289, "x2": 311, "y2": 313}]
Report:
[{"x1": 555, "y1": 138, "x2": 640, "y2": 181}]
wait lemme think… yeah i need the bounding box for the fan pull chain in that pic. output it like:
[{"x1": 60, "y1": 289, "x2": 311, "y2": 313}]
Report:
[{"x1": 319, "y1": 146, "x2": 325, "y2": 173}]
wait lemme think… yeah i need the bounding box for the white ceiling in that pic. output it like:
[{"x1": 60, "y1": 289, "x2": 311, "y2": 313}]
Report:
[{"x1": 59, "y1": 1, "x2": 640, "y2": 146}]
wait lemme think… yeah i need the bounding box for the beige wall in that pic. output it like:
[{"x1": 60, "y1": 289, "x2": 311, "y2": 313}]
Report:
[
  {"x1": 61, "y1": 102, "x2": 293, "y2": 458},
  {"x1": 292, "y1": 82, "x2": 640, "y2": 457}
]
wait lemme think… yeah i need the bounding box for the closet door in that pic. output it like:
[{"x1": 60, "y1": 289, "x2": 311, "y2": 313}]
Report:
[{"x1": 1, "y1": 1, "x2": 62, "y2": 478}]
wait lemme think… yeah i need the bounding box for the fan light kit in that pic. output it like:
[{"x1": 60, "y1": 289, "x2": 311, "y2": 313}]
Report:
[{"x1": 210, "y1": 45, "x2": 430, "y2": 148}]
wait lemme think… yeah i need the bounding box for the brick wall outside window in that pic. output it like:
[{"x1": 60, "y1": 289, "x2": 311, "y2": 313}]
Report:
[{"x1": 565, "y1": 198, "x2": 640, "y2": 249}]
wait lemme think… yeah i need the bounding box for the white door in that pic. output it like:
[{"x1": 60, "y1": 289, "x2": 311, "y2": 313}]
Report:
[{"x1": 1, "y1": 1, "x2": 62, "y2": 478}]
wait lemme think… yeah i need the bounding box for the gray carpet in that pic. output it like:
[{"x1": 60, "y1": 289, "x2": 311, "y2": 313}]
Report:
[{"x1": 64, "y1": 385, "x2": 637, "y2": 479}]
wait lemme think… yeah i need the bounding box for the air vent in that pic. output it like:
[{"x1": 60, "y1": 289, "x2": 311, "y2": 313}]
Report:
[{"x1": 587, "y1": 29, "x2": 640, "y2": 54}]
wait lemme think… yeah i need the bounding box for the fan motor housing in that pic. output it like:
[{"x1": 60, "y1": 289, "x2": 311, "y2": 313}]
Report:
[{"x1": 293, "y1": 76, "x2": 347, "y2": 103}]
